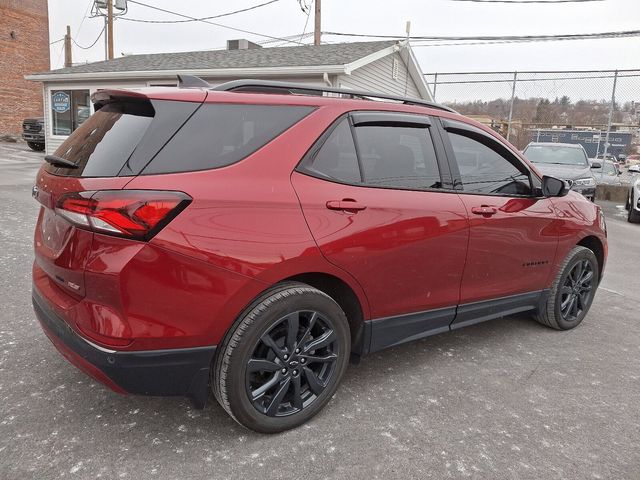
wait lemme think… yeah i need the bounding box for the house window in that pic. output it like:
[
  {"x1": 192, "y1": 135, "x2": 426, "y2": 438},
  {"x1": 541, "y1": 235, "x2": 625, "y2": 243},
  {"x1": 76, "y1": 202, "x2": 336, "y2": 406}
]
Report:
[{"x1": 51, "y1": 89, "x2": 91, "y2": 136}]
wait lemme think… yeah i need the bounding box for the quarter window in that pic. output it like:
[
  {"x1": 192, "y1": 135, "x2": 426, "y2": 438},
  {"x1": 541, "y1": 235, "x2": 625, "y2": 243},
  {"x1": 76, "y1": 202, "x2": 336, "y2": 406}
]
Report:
[
  {"x1": 447, "y1": 132, "x2": 532, "y2": 196},
  {"x1": 305, "y1": 119, "x2": 361, "y2": 183}
]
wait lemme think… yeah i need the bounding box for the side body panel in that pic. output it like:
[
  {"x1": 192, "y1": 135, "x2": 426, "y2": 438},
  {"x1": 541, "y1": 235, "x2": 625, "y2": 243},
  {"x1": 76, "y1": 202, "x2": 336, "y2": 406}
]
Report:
[
  {"x1": 291, "y1": 172, "x2": 469, "y2": 320},
  {"x1": 455, "y1": 195, "x2": 559, "y2": 304},
  {"x1": 121, "y1": 105, "x2": 371, "y2": 349}
]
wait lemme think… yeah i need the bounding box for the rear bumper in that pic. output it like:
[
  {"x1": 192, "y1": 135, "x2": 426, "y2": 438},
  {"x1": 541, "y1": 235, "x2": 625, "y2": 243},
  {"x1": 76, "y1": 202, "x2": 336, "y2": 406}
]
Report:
[{"x1": 32, "y1": 288, "x2": 216, "y2": 408}]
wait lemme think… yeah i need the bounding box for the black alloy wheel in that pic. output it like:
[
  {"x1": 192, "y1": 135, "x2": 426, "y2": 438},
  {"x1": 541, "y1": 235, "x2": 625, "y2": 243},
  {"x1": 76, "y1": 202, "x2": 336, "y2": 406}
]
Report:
[
  {"x1": 212, "y1": 282, "x2": 350, "y2": 433},
  {"x1": 534, "y1": 245, "x2": 599, "y2": 330},
  {"x1": 246, "y1": 310, "x2": 339, "y2": 417},
  {"x1": 559, "y1": 259, "x2": 594, "y2": 322}
]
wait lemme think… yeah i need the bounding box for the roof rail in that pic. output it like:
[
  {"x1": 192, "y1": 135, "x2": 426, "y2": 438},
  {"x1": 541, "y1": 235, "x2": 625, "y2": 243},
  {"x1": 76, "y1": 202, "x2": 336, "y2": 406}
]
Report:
[{"x1": 210, "y1": 79, "x2": 456, "y2": 113}]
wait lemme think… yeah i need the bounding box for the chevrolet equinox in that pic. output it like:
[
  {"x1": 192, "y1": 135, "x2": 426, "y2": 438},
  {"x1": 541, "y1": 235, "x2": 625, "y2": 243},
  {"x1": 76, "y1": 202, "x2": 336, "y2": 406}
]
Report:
[{"x1": 32, "y1": 78, "x2": 607, "y2": 433}]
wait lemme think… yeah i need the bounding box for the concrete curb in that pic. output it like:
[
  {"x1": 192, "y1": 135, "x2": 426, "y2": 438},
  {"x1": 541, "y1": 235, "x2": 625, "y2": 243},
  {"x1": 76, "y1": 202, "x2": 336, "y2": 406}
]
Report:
[{"x1": 596, "y1": 184, "x2": 628, "y2": 203}]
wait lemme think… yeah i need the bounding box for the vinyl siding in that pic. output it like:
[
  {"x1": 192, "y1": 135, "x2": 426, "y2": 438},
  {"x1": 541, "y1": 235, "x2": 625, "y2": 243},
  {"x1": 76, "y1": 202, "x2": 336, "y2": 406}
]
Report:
[{"x1": 337, "y1": 52, "x2": 422, "y2": 99}]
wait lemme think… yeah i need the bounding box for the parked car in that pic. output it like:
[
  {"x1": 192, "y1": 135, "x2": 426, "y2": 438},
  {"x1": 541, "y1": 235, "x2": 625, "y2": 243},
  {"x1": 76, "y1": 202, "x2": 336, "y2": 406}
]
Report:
[
  {"x1": 32, "y1": 79, "x2": 608, "y2": 433},
  {"x1": 626, "y1": 164, "x2": 640, "y2": 223},
  {"x1": 522, "y1": 142, "x2": 597, "y2": 201},
  {"x1": 626, "y1": 154, "x2": 640, "y2": 167},
  {"x1": 589, "y1": 159, "x2": 622, "y2": 186},
  {"x1": 22, "y1": 117, "x2": 45, "y2": 151}
]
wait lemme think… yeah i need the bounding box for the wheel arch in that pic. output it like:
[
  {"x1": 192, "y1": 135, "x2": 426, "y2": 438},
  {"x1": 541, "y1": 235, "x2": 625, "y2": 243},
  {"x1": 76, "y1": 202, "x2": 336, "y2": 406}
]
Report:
[
  {"x1": 576, "y1": 235, "x2": 605, "y2": 279},
  {"x1": 282, "y1": 272, "x2": 368, "y2": 357}
]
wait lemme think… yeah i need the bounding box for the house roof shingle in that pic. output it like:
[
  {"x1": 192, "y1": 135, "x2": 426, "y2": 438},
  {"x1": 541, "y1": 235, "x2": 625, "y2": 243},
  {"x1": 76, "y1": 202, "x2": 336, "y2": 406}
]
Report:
[{"x1": 36, "y1": 40, "x2": 397, "y2": 76}]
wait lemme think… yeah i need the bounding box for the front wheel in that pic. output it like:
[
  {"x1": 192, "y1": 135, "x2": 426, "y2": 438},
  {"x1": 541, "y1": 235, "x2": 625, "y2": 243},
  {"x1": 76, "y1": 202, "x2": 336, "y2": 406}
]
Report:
[
  {"x1": 628, "y1": 192, "x2": 640, "y2": 223},
  {"x1": 535, "y1": 246, "x2": 599, "y2": 330},
  {"x1": 212, "y1": 282, "x2": 350, "y2": 433}
]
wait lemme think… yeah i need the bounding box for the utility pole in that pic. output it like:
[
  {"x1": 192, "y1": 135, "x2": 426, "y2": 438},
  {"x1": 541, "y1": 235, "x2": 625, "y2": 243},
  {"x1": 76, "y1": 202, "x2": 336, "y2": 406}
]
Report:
[
  {"x1": 314, "y1": 0, "x2": 321, "y2": 45},
  {"x1": 602, "y1": 70, "x2": 619, "y2": 161},
  {"x1": 64, "y1": 25, "x2": 72, "y2": 67},
  {"x1": 107, "y1": 0, "x2": 114, "y2": 60},
  {"x1": 506, "y1": 71, "x2": 518, "y2": 143}
]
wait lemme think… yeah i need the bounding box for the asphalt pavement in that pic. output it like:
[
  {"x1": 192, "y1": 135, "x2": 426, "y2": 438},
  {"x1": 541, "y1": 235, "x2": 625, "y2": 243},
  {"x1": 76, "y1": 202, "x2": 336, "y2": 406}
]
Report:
[{"x1": 1, "y1": 141, "x2": 639, "y2": 479}]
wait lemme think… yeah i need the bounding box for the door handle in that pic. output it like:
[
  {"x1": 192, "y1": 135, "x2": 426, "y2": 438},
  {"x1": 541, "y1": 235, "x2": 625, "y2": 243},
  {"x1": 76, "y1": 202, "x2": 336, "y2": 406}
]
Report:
[
  {"x1": 471, "y1": 205, "x2": 497, "y2": 217},
  {"x1": 326, "y1": 199, "x2": 367, "y2": 212}
]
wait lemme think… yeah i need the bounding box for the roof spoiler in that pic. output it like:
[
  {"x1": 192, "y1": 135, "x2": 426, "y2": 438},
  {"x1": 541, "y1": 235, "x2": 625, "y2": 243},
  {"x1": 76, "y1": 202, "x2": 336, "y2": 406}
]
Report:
[
  {"x1": 177, "y1": 74, "x2": 212, "y2": 89},
  {"x1": 91, "y1": 89, "x2": 150, "y2": 110}
]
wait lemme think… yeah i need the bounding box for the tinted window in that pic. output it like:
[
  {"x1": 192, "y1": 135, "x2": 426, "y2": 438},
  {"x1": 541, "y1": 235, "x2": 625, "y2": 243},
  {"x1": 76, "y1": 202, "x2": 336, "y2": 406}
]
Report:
[
  {"x1": 448, "y1": 132, "x2": 532, "y2": 196},
  {"x1": 592, "y1": 160, "x2": 618, "y2": 176},
  {"x1": 46, "y1": 101, "x2": 154, "y2": 177},
  {"x1": 354, "y1": 126, "x2": 441, "y2": 190},
  {"x1": 305, "y1": 119, "x2": 360, "y2": 183},
  {"x1": 143, "y1": 104, "x2": 314, "y2": 174},
  {"x1": 524, "y1": 145, "x2": 588, "y2": 166}
]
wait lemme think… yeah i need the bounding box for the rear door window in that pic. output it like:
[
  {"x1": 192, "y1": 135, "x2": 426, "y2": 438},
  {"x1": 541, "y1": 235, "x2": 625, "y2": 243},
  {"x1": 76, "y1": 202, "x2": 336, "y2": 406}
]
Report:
[
  {"x1": 354, "y1": 125, "x2": 442, "y2": 190},
  {"x1": 142, "y1": 104, "x2": 315, "y2": 175}
]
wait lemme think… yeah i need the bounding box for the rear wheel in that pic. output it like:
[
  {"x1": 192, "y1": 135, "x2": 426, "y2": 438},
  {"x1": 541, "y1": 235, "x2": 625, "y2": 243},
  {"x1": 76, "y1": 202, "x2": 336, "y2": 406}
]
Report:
[
  {"x1": 628, "y1": 192, "x2": 640, "y2": 223},
  {"x1": 212, "y1": 282, "x2": 350, "y2": 433},
  {"x1": 535, "y1": 246, "x2": 599, "y2": 330}
]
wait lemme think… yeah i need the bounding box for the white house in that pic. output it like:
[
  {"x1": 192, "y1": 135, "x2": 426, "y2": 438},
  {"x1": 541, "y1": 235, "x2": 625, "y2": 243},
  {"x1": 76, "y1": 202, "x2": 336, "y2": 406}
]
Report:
[{"x1": 26, "y1": 40, "x2": 432, "y2": 154}]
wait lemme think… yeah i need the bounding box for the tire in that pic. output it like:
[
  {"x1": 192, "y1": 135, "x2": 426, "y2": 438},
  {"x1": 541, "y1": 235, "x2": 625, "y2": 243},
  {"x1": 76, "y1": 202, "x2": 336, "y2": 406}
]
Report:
[
  {"x1": 27, "y1": 142, "x2": 45, "y2": 152},
  {"x1": 212, "y1": 282, "x2": 350, "y2": 433},
  {"x1": 628, "y1": 192, "x2": 640, "y2": 223},
  {"x1": 535, "y1": 246, "x2": 599, "y2": 330}
]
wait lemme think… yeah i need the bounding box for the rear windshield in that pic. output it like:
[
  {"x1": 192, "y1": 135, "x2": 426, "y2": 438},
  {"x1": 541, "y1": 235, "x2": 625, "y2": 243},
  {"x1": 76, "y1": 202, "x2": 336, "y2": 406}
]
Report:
[
  {"x1": 524, "y1": 145, "x2": 588, "y2": 166},
  {"x1": 46, "y1": 102, "x2": 154, "y2": 177},
  {"x1": 141, "y1": 103, "x2": 315, "y2": 175}
]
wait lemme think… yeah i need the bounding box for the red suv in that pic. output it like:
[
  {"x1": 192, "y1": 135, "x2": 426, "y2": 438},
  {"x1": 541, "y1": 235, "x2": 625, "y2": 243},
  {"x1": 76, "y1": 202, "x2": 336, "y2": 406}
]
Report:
[{"x1": 32, "y1": 78, "x2": 607, "y2": 433}]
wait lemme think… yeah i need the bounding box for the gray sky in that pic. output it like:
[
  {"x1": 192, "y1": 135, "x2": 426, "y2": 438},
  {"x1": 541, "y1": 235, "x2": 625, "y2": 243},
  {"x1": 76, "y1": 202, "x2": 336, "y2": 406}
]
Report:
[{"x1": 48, "y1": 0, "x2": 639, "y2": 74}]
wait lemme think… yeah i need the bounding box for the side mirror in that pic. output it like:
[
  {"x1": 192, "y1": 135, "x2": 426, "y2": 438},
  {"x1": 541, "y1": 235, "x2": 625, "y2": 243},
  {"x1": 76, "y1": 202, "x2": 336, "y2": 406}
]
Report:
[
  {"x1": 590, "y1": 162, "x2": 602, "y2": 169},
  {"x1": 541, "y1": 175, "x2": 570, "y2": 197},
  {"x1": 629, "y1": 165, "x2": 640, "y2": 174}
]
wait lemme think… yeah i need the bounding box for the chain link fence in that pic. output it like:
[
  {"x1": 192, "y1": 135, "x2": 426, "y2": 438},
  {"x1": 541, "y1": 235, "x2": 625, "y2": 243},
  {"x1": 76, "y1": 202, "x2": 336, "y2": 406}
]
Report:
[{"x1": 424, "y1": 70, "x2": 640, "y2": 159}]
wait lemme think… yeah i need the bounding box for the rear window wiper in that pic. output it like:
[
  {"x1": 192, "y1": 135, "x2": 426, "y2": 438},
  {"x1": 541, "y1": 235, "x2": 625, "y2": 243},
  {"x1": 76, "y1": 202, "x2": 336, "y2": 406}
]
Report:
[{"x1": 44, "y1": 155, "x2": 78, "y2": 169}]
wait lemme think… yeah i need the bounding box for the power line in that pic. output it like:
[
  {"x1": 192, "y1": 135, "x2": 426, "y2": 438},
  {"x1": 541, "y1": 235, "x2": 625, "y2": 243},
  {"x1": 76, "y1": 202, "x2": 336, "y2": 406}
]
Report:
[
  {"x1": 75, "y1": 0, "x2": 94, "y2": 37},
  {"x1": 49, "y1": 37, "x2": 65, "y2": 45},
  {"x1": 119, "y1": 0, "x2": 281, "y2": 24},
  {"x1": 423, "y1": 73, "x2": 640, "y2": 84},
  {"x1": 451, "y1": 0, "x2": 603, "y2": 3},
  {"x1": 125, "y1": 0, "x2": 305, "y2": 45},
  {"x1": 72, "y1": 25, "x2": 106, "y2": 50},
  {"x1": 298, "y1": 0, "x2": 313, "y2": 44},
  {"x1": 323, "y1": 29, "x2": 640, "y2": 42}
]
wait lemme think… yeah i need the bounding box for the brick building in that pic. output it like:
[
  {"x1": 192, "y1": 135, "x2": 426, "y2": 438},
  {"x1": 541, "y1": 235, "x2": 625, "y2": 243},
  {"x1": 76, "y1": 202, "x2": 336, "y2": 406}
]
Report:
[{"x1": 0, "y1": 0, "x2": 50, "y2": 136}]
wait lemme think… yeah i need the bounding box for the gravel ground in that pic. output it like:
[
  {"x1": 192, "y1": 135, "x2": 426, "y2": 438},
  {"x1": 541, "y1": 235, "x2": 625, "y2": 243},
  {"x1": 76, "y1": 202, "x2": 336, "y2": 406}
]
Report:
[{"x1": 1, "y1": 141, "x2": 639, "y2": 479}]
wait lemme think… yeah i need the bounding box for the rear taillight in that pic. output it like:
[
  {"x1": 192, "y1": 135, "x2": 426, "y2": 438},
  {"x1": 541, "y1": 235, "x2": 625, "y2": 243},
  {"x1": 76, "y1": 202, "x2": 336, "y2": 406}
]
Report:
[{"x1": 56, "y1": 190, "x2": 191, "y2": 241}]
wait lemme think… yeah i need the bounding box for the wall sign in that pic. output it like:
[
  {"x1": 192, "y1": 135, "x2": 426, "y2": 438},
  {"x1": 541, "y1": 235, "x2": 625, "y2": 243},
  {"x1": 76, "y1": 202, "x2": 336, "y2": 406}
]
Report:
[{"x1": 51, "y1": 91, "x2": 71, "y2": 114}]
